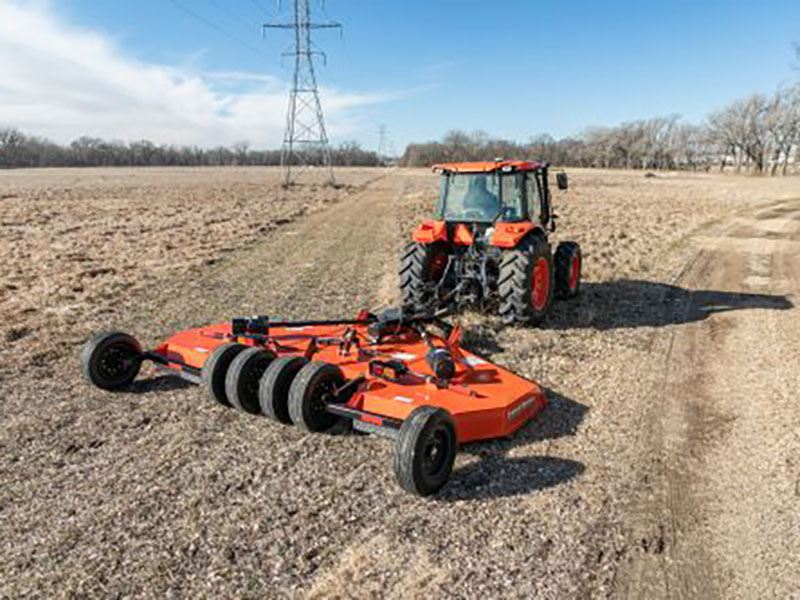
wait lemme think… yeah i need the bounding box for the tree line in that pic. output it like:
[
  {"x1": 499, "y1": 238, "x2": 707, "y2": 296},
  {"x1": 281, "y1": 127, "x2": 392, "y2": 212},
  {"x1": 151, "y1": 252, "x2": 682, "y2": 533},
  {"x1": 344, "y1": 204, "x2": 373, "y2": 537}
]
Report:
[
  {"x1": 401, "y1": 83, "x2": 800, "y2": 175},
  {"x1": 3, "y1": 82, "x2": 799, "y2": 174},
  {"x1": 0, "y1": 132, "x2": 381, "y2": 169}
]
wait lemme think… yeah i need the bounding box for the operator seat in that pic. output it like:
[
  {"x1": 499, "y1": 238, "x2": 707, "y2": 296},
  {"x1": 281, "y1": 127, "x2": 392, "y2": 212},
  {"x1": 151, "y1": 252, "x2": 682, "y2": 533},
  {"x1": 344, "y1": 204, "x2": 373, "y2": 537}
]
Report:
[{"x1": 463, "y1": 176, "x2": 499, "y2": 216}]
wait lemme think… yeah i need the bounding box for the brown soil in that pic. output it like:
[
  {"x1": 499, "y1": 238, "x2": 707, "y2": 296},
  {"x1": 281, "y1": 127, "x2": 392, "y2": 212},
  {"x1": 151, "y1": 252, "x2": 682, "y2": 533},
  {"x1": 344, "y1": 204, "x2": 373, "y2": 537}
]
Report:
[{"x1": 0, "y1": 167, "x2": 798, "y2": 598}]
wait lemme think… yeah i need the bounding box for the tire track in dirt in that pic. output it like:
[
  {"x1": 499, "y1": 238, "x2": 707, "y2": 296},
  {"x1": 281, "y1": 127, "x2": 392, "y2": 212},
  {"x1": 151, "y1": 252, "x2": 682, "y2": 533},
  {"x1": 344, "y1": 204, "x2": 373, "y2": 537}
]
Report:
[
  {"x1": 623, "y1": 198, "x2": 799, "y2": 598},
  {"x1": 151, "y1": 171, "x2": 401, "y2": 326}
]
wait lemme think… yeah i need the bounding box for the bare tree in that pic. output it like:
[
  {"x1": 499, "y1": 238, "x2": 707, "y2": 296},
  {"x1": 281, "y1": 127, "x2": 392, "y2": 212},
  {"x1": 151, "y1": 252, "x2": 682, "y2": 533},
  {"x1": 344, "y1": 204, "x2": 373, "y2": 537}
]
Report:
[
  {"x1": 0, "y1": 128, "x2": 379, "y2": 169},
  {"x1": 0, "y1": 128, "x2": 26, "y2": 167},
  {"x1": 764, "y1": 85, "x2": 800, "y2": 175}
]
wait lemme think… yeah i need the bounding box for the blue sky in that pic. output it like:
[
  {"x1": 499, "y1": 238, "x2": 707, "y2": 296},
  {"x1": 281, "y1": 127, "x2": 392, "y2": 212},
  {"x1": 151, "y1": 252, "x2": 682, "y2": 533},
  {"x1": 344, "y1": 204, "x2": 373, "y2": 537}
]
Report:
[{"x1": 1, "y1": 0, "x2": 799, "y2": 151}]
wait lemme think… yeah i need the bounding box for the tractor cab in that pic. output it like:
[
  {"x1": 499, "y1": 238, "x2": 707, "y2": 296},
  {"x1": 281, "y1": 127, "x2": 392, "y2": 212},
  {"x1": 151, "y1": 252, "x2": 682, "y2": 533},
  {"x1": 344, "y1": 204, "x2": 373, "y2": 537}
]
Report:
[{"x1": 432, "y1": 160, "x2": 560, "y2": 228}]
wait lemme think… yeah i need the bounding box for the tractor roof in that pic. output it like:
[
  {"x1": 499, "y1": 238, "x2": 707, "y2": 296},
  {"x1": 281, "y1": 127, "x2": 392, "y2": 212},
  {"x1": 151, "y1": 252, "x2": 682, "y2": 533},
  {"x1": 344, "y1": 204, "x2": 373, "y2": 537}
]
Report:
[{"x1": 432, "y1": 160, "x2": 545, "y2": 173}]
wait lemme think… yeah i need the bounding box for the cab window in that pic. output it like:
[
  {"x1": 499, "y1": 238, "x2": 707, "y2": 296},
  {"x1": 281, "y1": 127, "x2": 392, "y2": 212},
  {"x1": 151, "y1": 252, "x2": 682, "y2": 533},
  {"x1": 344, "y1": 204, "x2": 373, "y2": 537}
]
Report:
[
  {"x1": 437, "y1": 173, "x2": 500, "y2": 222},
  {"x1": 525, "y1": 173, "x2": 541, "y2": 222},
  {"x1": 500, "y1": 173, "x2": 524, "y2": 221}
]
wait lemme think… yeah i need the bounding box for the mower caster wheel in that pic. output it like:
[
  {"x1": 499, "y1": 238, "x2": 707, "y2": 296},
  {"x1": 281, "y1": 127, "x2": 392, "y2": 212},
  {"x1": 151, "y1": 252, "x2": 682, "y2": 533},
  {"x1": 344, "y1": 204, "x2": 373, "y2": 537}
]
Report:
[
  {"x1": 288, "y1": 361, "x2": 346, "y2": 433},
  {"x1": 81, "y1": 331, "x2": 143, "y2": 391},
  {"x1": 393, "y1": 406, "x2": 457, "y2": 497},
  {"x1": 201, "y1": 343, "x2": 247, "y2": 407},
  {"x1": 259, "y1": 356, "x2": 309, "y2": 424},
  {"x1": 226, "y1": 347, "x2": 276, "y2": 414},
  {"x1": 555, "y1": 241, "x2": 582, "y2": 299}
]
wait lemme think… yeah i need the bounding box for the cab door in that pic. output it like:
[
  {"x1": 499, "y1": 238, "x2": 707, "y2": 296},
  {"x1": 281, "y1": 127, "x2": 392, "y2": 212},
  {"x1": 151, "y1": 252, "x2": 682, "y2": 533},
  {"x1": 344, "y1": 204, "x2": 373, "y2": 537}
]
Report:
[{"x1": 525, "y1": 172, "x2": 544, "y2": 224}]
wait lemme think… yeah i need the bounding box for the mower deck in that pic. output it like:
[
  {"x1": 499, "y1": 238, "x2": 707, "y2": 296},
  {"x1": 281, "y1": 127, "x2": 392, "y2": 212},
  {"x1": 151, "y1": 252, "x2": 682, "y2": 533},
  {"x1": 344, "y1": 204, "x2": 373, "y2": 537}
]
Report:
[
  {"x1": 81, "y1": 311, "x2": 548, "y2": 495},
  {"x1": 150, "y1": 320, "x2": 546, "y2": 443}
]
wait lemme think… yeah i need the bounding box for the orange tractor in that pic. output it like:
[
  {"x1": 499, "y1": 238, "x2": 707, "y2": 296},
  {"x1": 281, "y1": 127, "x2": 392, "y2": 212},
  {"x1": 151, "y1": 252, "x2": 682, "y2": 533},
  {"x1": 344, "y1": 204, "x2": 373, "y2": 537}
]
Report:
[
  {"x1": 400, "y1": 160, "x2": 581, "y2": 324},
  {"x1": 79, "y1": 160, "x2": 578, "y2": 497}
]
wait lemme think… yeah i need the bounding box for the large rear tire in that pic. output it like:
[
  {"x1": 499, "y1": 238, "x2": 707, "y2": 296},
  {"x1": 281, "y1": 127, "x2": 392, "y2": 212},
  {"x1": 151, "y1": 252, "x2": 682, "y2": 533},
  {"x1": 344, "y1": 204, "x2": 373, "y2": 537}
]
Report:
[
  {"x1": 393, "y1": 406, "x2": 457, "y2": 496},
  {"x1": 498, "y1": 234, "x2": 554, "y2": 325},
  {"x1": 555, "y1": 241, "x2": 582, "y2": 299},
  {"x1": 399, "y1": 241, "x2": 448, "y2": 314}
]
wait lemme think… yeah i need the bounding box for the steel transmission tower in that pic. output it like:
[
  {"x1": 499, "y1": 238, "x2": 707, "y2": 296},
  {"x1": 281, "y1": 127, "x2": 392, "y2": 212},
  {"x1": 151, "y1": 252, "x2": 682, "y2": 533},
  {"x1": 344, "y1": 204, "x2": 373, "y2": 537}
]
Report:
[
  {"x1": 377, "y1": 124, "x2": 388, "y2": 161},
  {"x1": 264, "y1": 1, "x2": 341, "y2": 186}
]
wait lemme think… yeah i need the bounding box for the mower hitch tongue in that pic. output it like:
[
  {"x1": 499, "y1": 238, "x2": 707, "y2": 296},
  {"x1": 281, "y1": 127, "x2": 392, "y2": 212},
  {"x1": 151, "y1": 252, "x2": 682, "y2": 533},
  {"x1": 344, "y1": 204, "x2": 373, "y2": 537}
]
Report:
[{"x1": 81, "y1": 308, "x2": 547, "y2": 496}]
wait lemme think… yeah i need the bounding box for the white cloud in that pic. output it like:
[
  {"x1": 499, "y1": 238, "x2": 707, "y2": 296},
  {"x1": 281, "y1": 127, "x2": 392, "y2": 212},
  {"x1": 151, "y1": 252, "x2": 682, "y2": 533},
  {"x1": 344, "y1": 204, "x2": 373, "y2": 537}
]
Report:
[{"x1": 0, "y1": 1, "x2": 388, "y2": 147}]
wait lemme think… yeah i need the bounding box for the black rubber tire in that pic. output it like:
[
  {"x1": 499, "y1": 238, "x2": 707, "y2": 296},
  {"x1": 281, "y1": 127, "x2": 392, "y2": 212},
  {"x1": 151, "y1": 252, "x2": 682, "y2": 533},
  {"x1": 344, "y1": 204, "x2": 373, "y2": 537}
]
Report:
[
  {"x1": 393, "y1": 406, "x2": 457, "y2": 497},
  {"x1": 259, "y1": 356, "x2": 309, "y2": 423},
  {"x1": 288, "y1": 361, "x2": 346, "y2": 433},
  {"x1": 554, "y1": 241, "x2": 582, "y2": 299},
  {"x1": 80, "y1": 331, "x2": 142, "y2": 391},
  {"x1": 498, "y1": 234, "x2": 554, "y2": 325},
  {"x1": 201, "y1": 342, "x2": 247, "y2": 406},
  {"x1": 225, "y1": 347, "x2": 276, "y2": 414},
  {"x1": 399, "y1": 241, "x2": 448, "y2": 313}
]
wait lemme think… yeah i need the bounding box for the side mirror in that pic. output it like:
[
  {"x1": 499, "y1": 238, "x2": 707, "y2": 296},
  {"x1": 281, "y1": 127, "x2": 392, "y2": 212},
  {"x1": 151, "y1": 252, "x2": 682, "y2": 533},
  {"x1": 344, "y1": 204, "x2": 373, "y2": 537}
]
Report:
[{"x1": 556, "y1": 172, "x2": 569, "y2": 191}]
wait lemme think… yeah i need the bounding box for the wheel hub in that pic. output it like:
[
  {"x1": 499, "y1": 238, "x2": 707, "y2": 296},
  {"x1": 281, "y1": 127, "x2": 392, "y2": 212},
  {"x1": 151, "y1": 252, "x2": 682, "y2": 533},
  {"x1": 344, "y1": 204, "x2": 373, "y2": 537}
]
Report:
[
  {"x1": 531, "y1": 257, "x2": 550, "y2": 310},
  {"x1": 569, "y1": 255, "x2": 581, "y2": 290},
  {"x1": 423, "y1": 429, "x2": 449, "y2": 476},
  {"x1": 98, "y1": 345, "x2": 135, "y2": 381}
]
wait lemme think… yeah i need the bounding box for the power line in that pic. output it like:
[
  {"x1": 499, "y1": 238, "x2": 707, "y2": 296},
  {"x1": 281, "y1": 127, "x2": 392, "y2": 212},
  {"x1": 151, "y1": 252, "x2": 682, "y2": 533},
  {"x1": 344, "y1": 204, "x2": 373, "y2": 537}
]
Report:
[
  {"x1": 264, "y1": 0, "x2": 342, "y2": 186},
  {"x1": 250, "y1": 0, "x2": 274, "y2": 19},
  {"x1": 168, "y1": 0, "x2": 264, "y2": 59},
  {"x1": 206, "y1": 0, "x2": 260, "y2": 36}
]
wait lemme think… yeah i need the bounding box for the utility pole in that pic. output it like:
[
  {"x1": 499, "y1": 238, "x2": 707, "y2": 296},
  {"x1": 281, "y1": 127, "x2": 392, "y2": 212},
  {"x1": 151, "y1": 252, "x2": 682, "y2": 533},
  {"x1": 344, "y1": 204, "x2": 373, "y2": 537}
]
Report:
[{"x1": 264, "y1": 1, "x2": 341, "y2": 186}]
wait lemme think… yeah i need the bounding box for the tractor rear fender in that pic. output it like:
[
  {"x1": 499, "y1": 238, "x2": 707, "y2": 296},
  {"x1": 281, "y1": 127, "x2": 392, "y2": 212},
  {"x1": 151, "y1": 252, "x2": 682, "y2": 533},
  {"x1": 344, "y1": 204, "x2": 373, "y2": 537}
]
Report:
[
  {"x1": 489, "y1": 222, "x2": 545, "y2": 248},
  {"x1": 412, "y1": 219, "x2": 448, "y2": 244}
]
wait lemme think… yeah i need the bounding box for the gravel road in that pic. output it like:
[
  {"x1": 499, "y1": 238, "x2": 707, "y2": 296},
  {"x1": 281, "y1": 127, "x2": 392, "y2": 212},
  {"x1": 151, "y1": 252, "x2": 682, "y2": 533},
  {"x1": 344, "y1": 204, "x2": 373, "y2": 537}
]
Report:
[{"x1": 1, "y1": 167, "x2": 798, "y2": 598}]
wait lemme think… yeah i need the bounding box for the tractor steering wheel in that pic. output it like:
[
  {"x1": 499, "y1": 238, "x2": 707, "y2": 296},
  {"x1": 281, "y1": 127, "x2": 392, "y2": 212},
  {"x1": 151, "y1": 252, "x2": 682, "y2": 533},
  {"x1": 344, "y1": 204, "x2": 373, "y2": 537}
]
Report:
[{"x1": 463, "y1": 209, "x2": 486, "y2": 220}]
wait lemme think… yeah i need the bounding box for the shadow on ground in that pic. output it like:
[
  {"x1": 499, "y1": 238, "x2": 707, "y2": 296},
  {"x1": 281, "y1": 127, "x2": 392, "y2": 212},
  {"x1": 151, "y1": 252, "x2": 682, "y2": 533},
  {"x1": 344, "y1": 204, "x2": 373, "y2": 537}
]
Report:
[
  {"x1": 127, "y1": 375, "x2": 195, "y2": 394},
  {"x1": 439, "y1": 389, "x2": 588, "y2": 501},
  {"x1": 545, "y1": 279, "x2": 793, "y2": 330}
]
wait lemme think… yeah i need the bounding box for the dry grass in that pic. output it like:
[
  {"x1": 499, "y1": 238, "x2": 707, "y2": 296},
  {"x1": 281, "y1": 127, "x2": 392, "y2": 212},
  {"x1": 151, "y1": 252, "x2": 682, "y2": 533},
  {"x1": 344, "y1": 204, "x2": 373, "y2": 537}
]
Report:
[{"x1": 0, "y1": 167, "x2": 383, "y2": 375}]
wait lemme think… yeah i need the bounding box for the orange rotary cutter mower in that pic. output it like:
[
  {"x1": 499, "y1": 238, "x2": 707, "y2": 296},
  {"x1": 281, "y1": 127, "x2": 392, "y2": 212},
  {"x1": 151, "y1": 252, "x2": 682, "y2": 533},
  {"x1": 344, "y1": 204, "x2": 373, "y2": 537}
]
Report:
[{"x1": 81, "y1": 309, "x2": 547, "y2": 496}]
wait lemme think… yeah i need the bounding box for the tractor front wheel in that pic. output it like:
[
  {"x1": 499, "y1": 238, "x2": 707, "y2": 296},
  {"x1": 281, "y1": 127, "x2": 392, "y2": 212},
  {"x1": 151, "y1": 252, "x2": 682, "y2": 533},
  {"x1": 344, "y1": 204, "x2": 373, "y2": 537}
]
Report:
[
  {"x1": 498, "y1": 234, "x2": 554, "y2": 326},
  {"x1": 393, "y1": 406, "x2": 457, "y2": 496},
  {"x1": 555, "y1": 241, "x2": 582, "y2": 299}
]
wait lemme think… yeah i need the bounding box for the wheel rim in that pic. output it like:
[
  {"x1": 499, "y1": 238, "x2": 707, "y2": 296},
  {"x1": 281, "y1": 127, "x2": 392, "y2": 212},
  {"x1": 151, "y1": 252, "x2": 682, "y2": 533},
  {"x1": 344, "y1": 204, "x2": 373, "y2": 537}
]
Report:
[
  {"x1": 569, "y1": 255, "x2": 581, "y2": 290},
  {"x1": 310, "y1": 379, "x2": 338, "y2": 420},
  {"x1": 243, "y1": 361, "x2": 263, "y2": 397},
  {"x1": 422, "y1": 428, "x2": 450, "y2": 478},
  {"x1": 531, "y1": 257, "x2": 550, "y2": 310},
  {"x1": 97, "y1": 344, "x2": 137, "y2": 382}
]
